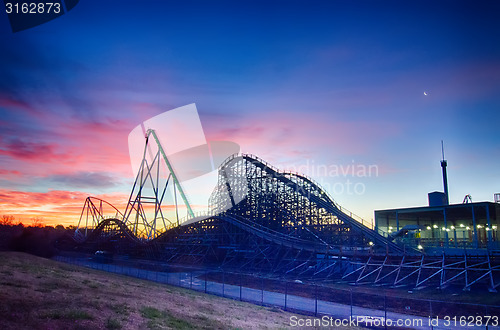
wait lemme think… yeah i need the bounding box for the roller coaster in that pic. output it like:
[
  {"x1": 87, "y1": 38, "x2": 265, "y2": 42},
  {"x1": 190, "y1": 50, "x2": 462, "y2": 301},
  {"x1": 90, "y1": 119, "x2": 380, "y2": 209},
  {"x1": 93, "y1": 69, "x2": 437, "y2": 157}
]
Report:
[{"x1": 69, "y1": 130, "x2": 500, "y2": 292}]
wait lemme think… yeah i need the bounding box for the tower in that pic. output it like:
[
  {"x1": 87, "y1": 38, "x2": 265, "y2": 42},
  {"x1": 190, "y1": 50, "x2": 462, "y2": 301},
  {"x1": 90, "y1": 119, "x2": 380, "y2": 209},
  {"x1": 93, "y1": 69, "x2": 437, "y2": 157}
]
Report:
[{"x1": 441, "y1": 141, "x2": 449, "y2": 205}]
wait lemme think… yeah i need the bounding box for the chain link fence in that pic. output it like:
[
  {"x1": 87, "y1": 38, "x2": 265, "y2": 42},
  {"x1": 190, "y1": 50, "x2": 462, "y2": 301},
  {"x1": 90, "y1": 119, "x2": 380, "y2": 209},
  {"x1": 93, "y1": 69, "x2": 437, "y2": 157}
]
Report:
[{"x1": 54, "y1": 255, "x2": 500, "y2": 329}]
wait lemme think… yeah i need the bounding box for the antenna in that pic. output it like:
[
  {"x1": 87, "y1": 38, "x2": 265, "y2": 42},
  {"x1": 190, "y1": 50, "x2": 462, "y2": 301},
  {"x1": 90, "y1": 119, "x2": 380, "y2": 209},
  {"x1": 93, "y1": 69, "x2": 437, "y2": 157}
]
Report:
[
  {"x1": 441, "y1": 140, "x2": 445, "y2": 161},
  {"x1": 440, "y1": 141, "x2": 449, "y2": 205}
]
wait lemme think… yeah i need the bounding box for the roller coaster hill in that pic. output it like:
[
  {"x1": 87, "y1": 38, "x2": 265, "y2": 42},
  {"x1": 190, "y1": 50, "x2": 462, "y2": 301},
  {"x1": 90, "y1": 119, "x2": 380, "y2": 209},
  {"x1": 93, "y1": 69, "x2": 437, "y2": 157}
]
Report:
[{"x1": 64, "y1": 129, "x2": 500, "y2": 292}]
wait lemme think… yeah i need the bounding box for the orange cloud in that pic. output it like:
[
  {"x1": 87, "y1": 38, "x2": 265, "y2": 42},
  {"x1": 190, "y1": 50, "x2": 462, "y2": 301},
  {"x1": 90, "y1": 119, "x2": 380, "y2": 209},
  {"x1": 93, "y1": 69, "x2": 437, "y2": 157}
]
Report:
[
  {"x1": 0, "y1": 188, "x2": 209, "y2": 229},
  {"x1": 0, "y1": 189, "x2": 129, "y2": 227}
]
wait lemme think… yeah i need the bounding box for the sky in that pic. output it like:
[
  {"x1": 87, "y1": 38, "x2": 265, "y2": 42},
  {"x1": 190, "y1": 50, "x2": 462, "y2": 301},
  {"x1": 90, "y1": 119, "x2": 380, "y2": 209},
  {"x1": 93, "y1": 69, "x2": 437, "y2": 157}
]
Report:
[{"x1": 0, "y1": 0, "x2": 499, "y2": 227}]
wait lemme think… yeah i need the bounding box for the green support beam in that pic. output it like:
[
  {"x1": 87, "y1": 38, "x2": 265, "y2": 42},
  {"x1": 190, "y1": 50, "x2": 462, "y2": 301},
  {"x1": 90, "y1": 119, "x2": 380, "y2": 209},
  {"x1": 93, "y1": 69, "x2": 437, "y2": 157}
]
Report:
[{"x1": 147, "y1": 129, "x2": 195, "y2": 219}]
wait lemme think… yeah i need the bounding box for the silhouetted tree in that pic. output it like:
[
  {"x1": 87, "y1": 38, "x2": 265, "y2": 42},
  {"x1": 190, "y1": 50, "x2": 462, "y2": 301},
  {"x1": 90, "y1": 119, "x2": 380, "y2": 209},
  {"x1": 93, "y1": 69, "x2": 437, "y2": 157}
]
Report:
[
  {"x1": 31, "y1": 217, "x2": 44, "y2": 228},
  {"x1": 0, "y1": 215, "x2": 15, "y2": 226}
]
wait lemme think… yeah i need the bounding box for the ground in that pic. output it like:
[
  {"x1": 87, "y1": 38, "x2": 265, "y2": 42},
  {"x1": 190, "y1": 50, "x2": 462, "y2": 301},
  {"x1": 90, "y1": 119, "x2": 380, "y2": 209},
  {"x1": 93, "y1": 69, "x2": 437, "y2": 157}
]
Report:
[{"x1": 0, "y1": 252, "x2": 364, "y2": 329}]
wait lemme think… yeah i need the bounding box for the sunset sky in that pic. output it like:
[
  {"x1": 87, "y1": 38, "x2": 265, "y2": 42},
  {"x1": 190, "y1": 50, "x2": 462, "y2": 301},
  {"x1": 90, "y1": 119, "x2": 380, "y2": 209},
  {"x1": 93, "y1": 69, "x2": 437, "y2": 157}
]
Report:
[{"x1": 0, "y1": 1, "x2": 499, "y2": 227}]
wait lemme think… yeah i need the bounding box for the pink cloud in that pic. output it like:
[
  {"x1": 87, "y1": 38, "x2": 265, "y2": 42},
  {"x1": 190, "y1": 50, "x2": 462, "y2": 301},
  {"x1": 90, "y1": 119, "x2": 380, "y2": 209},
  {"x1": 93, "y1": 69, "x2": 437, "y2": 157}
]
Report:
[
  {"x1": 205, "y1": 111, "x2": 402, "y2": 163},
  {"x1": 0, "y1": 169, "x2": 21, "y2": 176},
  {"x1": 0, "y1": 139, "x2": 63, "y2": 162},
  {"x1": 0, "y1": 101, "x2": 142, "y2": 179}
]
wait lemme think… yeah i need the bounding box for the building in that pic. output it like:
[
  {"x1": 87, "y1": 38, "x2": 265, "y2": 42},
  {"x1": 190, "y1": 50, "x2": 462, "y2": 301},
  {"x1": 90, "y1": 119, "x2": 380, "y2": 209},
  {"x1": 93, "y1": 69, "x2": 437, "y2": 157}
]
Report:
[
  {"x1": 375, "y1": 200, "x2": 499, "y2": 253},
  {"x1": 375, "y1": 145, "x2": 499, "y2": 254}
]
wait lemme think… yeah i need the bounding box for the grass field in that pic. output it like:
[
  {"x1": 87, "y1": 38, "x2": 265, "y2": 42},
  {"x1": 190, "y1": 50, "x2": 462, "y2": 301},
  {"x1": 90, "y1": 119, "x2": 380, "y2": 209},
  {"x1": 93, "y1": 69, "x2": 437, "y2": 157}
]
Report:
[{"x1": 0, "y1": 251, "x2": 356, "y2": 329}]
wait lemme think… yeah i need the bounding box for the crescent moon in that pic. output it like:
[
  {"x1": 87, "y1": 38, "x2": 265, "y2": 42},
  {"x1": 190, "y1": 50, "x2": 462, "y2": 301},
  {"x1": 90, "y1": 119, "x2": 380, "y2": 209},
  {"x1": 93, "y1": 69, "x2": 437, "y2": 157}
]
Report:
[{"x1": 424, "y1": 91, "x2": 428, "y2": 96}]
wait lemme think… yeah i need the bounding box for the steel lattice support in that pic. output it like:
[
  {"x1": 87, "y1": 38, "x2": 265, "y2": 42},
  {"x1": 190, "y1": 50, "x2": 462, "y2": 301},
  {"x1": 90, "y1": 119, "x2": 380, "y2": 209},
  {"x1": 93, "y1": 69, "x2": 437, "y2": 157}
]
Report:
[
  {"x1": 71, "y1": 151, "x2": 500, "y2": 291},
  {"x1": 75, "y1": 197, "x2": 124, "y2": 242},
  {"x1": 342, "y1": 253, "x2": 500, "y2": 291},
  {"x1": 208, "y1": 155, "x2": 402, "y2": 253},
  {"x1": 121, "y1": 129, "x2": 194, "y2": 240}
]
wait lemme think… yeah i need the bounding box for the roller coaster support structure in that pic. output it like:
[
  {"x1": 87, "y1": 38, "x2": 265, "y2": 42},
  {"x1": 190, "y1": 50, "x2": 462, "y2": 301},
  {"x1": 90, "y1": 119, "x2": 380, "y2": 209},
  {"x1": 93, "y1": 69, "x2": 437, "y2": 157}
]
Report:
[{"x1": 122, "y1": 129, "x2": 194, "y2": 239}]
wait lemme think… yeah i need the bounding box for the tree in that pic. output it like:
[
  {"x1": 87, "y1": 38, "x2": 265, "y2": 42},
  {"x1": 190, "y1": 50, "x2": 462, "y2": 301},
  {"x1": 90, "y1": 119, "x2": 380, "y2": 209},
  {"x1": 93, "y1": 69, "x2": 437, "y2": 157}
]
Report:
[
  {"x1": 0, "y1": 215, "x2": 15, "y2": 226},
  {"x1": 31, "y1": 217, "x2": 44, "y2": 228}
]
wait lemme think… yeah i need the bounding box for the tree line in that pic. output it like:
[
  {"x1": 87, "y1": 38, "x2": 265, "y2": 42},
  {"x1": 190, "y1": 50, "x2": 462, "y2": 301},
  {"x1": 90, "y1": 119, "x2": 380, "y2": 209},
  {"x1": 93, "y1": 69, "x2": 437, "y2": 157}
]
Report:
[
  {"x1": 0, "y1": 214, "x2": 77, "y2": 258},
  {"x1": 0, "y1": 214, "x2": 76, "y2": 230}
]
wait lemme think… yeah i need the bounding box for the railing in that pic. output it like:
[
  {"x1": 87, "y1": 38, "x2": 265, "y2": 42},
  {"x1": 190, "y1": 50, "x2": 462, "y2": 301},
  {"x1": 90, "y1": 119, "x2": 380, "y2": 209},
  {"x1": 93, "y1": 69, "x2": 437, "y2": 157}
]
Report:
[
  {"x1": 402, "y1": 237, "x2": 500, "y2": 251},
  {"x1": 178, "y1": 210, "x2": 216, "y2": 225}
]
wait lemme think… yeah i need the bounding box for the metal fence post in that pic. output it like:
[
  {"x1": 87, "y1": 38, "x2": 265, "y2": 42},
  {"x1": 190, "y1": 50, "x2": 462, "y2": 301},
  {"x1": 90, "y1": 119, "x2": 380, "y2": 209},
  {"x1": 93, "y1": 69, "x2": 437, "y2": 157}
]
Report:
[
  {"x1": 315, "y1": 283, "x2": 318, "y2": 316},
  {"x1": 222, "y1": 271, "x2": 225, "y2": 297},
  {"x1": 261, "y1": 277, "x2": 264, "y2": 306},
  {"x1": 485, "y1": 305, "x2": 489, "y2": 330},
  {"x1": 384, "y1": 294, "x2": 387, "y2": 330},
  {"x1": 190, "y1": 271, "x2": 193, "y2": 290},
  {"x1": 429, "y1": 300, "x2": 433, "y2": 330},
  {"x1": 239, "y1": 273, "x2": 242, "y2": 301},
  {"x1": 205, "y1": 271, "x2": 207, "y2": 293},
  {"x1": 284, "y1": 281, "x2": 288, "y2": 311},
  {"x1": 350, "y1": 288, "x2": 353, "y2": 318}
]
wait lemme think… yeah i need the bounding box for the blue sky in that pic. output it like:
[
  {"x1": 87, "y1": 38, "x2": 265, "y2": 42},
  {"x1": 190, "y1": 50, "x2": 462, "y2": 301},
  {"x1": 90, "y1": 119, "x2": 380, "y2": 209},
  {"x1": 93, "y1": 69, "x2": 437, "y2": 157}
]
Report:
[{"x1": 0, "y1": 1, "x2": 499, "y2": 225}]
